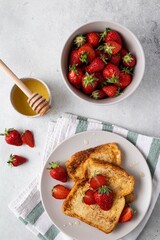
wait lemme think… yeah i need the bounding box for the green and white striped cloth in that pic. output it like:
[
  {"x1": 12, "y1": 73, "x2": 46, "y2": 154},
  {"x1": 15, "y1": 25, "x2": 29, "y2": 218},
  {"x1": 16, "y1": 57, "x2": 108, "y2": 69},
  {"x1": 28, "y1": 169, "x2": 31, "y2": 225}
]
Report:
[{"x1": 9, "y1": 113, "x2": 160, "y2": 240}]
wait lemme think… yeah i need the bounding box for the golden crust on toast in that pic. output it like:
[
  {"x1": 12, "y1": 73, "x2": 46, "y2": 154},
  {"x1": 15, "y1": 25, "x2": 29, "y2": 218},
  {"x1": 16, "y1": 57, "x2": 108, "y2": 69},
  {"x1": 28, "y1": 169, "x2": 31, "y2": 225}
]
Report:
[
  {"x1": 84, "y1": 158, "x2": 135, "y2": 198},
  {"x1": 62, "y1": 179, "x2": 125, "y2": 234},
  {"x1": 65, "y1": 147, "x2": 94, "y2": 181},
  {"x1": 65, "y1": 143, "x2": 122, "y2": 182}
]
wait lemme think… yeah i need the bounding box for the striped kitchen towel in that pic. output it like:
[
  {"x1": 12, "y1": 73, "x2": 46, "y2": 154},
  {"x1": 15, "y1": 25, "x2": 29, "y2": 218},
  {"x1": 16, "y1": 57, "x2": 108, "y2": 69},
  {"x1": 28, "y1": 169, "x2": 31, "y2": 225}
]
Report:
[{"x1": 9, "y1": 113, "x2": 160, "y2": 240}]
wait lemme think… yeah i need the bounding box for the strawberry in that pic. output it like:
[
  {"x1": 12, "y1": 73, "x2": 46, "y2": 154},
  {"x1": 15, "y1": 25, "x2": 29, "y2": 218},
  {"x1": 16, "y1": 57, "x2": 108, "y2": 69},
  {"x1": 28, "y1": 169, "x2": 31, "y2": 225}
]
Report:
[
  {"x1": 52, "y1": 184, "x2": 70, "y2": 199},
  {"x1": 7, "y1": 154, "x2": 27, "y2": 167},
  {"x1": 83, "y1": 189, "x2": 96, "y2": 205},
  {"x1": 85, "y1": 57, "x2": 106, "y2": 74},
  {"x1": 94, "y1": 185, "x2": 114, "y2": 210},
  {"x1": 78, "y1": 43, "x2": 96, "y2": 63},
  {"x1": 74, "y1": 35, "x2": 86, "y2": 48},
  {"x1": 100, "y1": 28, "x2": 123, "y2": 45},
  {"x1": 103, "y1": 63, "x2": 120, "y2": 83},
  {"x1": 69, "y1": 49, "x2": 81, "y2": 66},
  {"x1": 68, "y1": 65, "x2": 83, "y2": 89},
  {"x1": 103, "y1": 41, "x2": 122, "y2": 55},
  {"x1": 67, "y1": 27, "x2": 136, "y2": 100},
  {"x1": 82, "y1": 73, "x2": 98, "y2": 95},
  {"x1": 123, "y1": 52, "x2": 136, "y2": 67},
  {"x1": 118, "y1": 71, "x2": 132, "y2": 89},
  {"x1": 102, "y1": 85, "x2": 119, "y2": 97},
  {"x1": 94, "y1": 72, "x2": 106, "y2": 83},
  {"x1": 120, "y1": 48, "x2": 128, "y2": 57},
  {"x1": 91, "y1": 90, "x2": 106, "y2": 99},
  {"x1": 21, "y1": 130, "x2": 35, "y2": 147},
  {"x1": 110, "y1": 53, "x2": 121, "y2": 66},
  {"x1": 119, "y1": 205, "x2": 134, "y2": 222},
  {"x1": 0, "y1": 128, "x2": 23, "y2": 146},
  {"x1": 47, "y1": 162, "x2": 67, "y2": 182},
  {"x1": 95, "y1": 49, "x2": 109, "y2": 60},
  {"x1": 86, "y1": 32, "x2": 100, "y2": 47},
  {"x1": 89, "y1": 174, "x2": 107, "y2": 189}
]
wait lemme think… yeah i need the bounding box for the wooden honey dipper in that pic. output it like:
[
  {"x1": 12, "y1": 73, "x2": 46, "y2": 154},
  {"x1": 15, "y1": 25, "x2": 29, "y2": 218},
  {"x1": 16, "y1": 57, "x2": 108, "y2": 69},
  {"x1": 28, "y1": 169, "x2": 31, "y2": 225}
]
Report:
[{"x1": 0, "y1": 59, "x2": 51, "y2": 116}]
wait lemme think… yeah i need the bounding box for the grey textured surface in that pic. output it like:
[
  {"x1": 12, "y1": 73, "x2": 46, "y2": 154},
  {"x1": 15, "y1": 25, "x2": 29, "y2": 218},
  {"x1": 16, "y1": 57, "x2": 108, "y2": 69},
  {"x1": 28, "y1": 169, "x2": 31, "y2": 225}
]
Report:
[{"x1": 0, "y1": 0, "x2": 160, "y2": 239}]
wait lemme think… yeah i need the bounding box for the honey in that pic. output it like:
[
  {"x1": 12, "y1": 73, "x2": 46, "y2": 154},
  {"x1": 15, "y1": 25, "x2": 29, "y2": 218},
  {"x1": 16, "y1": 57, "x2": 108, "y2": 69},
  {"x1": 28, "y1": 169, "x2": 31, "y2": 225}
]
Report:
[{"x1": 11, "y1": 78, "x2": 50, "y2": 116}]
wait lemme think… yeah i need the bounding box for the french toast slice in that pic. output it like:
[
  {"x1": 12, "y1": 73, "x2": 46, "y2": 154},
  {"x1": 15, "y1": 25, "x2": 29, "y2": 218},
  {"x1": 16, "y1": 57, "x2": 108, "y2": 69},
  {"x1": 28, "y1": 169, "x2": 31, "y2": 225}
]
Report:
[
  {"x1": 65, "y1": 143, "x2": 122, "y2": 182},
  {"x1": 83, "y1": 158, "x2": 135, "y2": 198},
  {"x1": 62, "y1": 179, "x2": 125, "y2": 234}
]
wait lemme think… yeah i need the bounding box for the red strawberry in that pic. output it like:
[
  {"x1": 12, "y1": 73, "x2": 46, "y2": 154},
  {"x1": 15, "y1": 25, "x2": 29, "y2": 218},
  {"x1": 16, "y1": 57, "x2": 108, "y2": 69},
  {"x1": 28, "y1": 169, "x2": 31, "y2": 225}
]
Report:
[
  {"x1": 85, "y1": 57, "x2": 106, "y2": 74},
  {"x1": 123, "y1": 52, "x2": 136, "y2": 67},
  {"x1": 47, "y1": 162, "x2": 67, "y2": 182},
  {"x1": 94, "y1": 185, "x2": 114, "y2": 210},
  {"x1": 120, "y1": 48, "x2": 128, "y2": 57},
  {"x1": 100, "y1": 28, "x2": 123, "y2": 45},
  {"x1": 82, "y1": 73, "x2": 98, "y2": 95},
  {"x1": 103, "y1": 41, "x2": 122, "y2": 55},
  {"x1": 102, "y1": 85, "x2": 119, "y2": 97},
  {"x1": 68, "y1": 65, "x2": 83, "y2": 89},
  {"x1": 95, "y1": 49, "x2": 109, "y2": 60},
  {"x1": 52, "y1": 184, "x2": 70, "y2": 199},
  {"x1": 7, "y1": 154, "x2": 27, "y2": 167},
  {"x1": 103, "y1": 63, "x2": 120, "y2": 83},
  {"x1": 119, "y1": 205, "x2": 134, "y2": 222},
  {"x1": 69, "y1": 49, "x2": 81, "y2": 66},
  {"x1": 0, "y1": 128, "x2": 23, "y2": 146},
  {"x1": 89, "y1": 174, "x2": 107, "y2": 189},
  {"x1": 74, "y1": 35, "x2": 86, "y2": 48},
  {"x1": 78, "y1": 43, "x2": 96, "y2": 63},
  {"x1": 118, "y1": 72, "x2": 132, "y2": 89},
  {"x1": 86, "y1": 32, "x2": 100, "y2": 47},
  {"x1": 94, "y1": 72, "x2": 106, "y2": 83},
  {"x1": 83, "y1": 189, "x2": 96, "y2": 205},
  {"x1": 110, "y1": 53, "x2": 121, "y2": 66},
  {"x1": 91, "y1": 90, "x2": 106, "y2": 99},
  {"x1": 21, "y1": 130, "x2": 35, "y2": 147}
]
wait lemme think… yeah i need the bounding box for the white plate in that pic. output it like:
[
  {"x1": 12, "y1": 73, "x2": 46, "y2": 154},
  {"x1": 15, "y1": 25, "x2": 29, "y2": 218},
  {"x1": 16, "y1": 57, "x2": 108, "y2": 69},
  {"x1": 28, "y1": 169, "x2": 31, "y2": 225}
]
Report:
[{"x1": 40, "y1": 131, "x2": 152, "y2": 240}]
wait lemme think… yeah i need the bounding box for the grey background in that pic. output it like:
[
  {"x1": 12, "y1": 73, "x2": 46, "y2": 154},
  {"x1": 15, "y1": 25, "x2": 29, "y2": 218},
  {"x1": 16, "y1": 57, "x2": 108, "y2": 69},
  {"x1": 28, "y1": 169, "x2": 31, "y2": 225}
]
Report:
[{"x1": 0, "y1": 0, "x2": 159, "y2": 239}]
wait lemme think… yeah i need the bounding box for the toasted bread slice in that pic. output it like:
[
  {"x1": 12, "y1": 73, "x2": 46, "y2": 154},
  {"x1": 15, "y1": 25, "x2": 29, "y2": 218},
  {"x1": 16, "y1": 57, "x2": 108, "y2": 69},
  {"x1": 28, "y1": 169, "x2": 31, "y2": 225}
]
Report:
[
  {"x1": 65, "y1": 147, "x2": 94, "y2": 181},
  {"x1": 65, "y1": 143, "x2": 122, "y2": 181},
  {"x1": 83, "y1": 158, "x2": 134, "y2": 198},
  {"x1": 62, "y1": 179, "x2": 125, "y2": 234}
]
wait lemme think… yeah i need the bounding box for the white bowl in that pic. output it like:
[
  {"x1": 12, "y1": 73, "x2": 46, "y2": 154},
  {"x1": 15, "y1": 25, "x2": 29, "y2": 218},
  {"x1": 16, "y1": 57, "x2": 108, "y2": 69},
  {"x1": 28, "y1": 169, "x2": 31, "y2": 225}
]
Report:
[{"x1": 60, "y1": 21, "x2": 145, "y2": 105}]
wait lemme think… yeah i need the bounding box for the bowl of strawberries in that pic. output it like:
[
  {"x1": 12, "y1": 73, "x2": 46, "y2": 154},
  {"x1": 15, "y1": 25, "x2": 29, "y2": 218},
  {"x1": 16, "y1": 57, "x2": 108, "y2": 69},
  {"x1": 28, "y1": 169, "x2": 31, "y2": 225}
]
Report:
[{"x1": 61, "y1": 21, "x2": 145, "y2": 105}]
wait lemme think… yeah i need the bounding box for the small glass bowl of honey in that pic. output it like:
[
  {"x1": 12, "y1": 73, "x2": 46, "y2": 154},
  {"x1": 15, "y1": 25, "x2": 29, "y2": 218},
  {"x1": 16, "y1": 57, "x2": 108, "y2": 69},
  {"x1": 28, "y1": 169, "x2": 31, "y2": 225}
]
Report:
[{"x1": 10, "y1": 77, "x2": 51, "y2": 117}]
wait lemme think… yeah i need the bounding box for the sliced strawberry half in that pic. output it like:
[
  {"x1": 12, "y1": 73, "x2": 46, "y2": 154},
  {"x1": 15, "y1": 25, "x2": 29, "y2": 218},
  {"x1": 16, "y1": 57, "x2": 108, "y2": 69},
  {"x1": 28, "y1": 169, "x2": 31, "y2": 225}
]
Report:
[
  {"x1": 119, "y1": 205, "x2": 134, "y2": 222},
  {"x1": 89, "y1": 174, "x2": 107, "y2": 189},
  {"x1": 83, "y1": 189, "x2": 96, "y2": 205}
]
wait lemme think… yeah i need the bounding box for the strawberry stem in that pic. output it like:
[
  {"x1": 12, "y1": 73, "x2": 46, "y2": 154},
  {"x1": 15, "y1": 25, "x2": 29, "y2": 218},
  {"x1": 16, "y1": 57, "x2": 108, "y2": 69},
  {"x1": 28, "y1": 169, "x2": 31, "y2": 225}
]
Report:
[
  {"x1": 0, "y1": 128, "x2": 14, "y2": 136},
  {"x1": 47, "y1": 161, "x2": 60, "y2": 170},
  {"x1": 98, "y1": 185, "x2": 112, "y2": 194},
  {"x1": 80, "y1": 52, "x2": 88, "y2": 64},
  {"x1": 123, "y1": 52, "x2": 133, "y2": 63},
  {"x1": 103, "y1": 43, "x2": 115, "y2": 55},
  {"x1": 7, "y1": 154, "x2": 15, "y2": 166},
  {"x1": 83, "y1": 73, "x2": 98, "y2": 87},
  {"x1": 69, "y1": 65, "x2": 78, "y2": 74},
  {"x1": 107, "y1": 75, "x2": 119, "y2": 84},
  {"x1": 121, "y1": 67, "x2": 134, "y2": 75},
  {"x1": 99, "y1": 28, "x2": 111, "y2": 41},
  {"x1": 74, "y1": 35, "x2": 86, "y2": 48}
]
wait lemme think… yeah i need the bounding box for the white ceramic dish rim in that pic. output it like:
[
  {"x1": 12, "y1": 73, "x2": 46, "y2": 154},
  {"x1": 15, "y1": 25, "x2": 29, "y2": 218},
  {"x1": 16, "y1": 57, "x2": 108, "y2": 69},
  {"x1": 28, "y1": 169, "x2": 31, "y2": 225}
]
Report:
[
  {"x1": 60, "y1": 20, "x2": 145, "y2": 105},
  {"x1": 10, "y1": 77, "x2": 52, "y2": 118}
]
